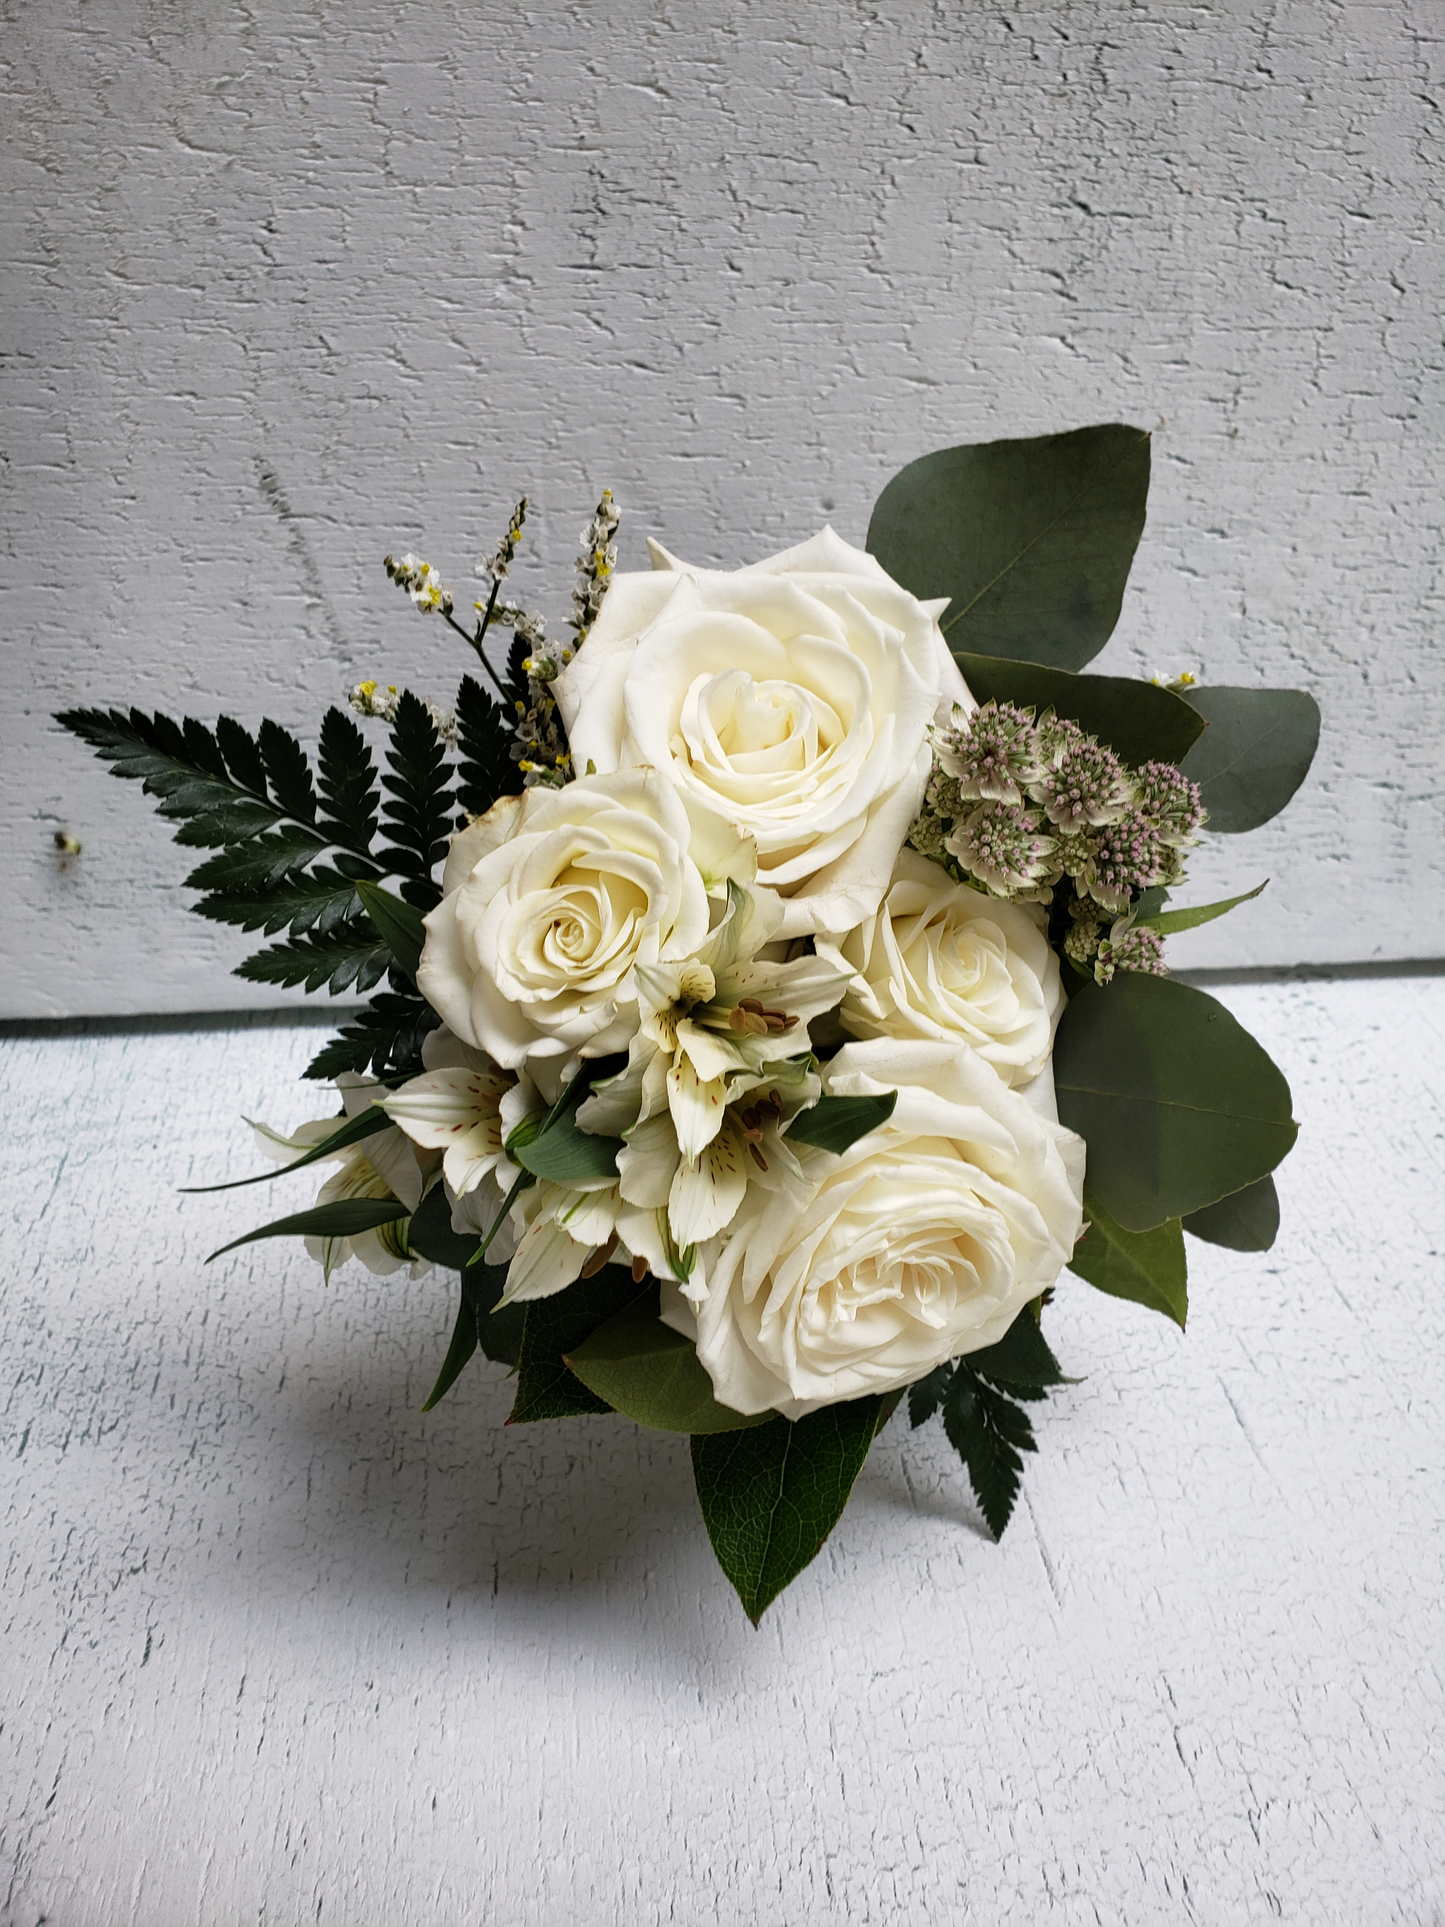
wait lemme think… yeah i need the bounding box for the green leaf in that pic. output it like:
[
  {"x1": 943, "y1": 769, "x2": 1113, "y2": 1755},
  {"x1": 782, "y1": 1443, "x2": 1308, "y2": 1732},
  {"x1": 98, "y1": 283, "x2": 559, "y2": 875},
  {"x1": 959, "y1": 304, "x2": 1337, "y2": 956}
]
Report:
[
  {"x1": 316, "y1": 706, "x2": 380, "y2": 856},
  {"x1": 1053, "y1": 975, "x2": 1298, "y2": 1232},
  {"x1": 941, "y1": 1366, "x2": 1038, "y2": 1541},
  {"x1": 968, "y1": 1308, "x2": 1070, "y2": 1391},
  {"x1": 235, "y1": 920, "x2": 393, "y2": 996},
  {"x1": 354, "y1": 879, "x2": 425, "y2": 982},
  {"x1": 866, "y1": 425, "x2": 1151, "y2": 670},
  {"x1": 508, "y1": 1266, "x2": 645, "y2": 1422},
  {"x1": 304, "y1": 992, "x2": 440, "y2": 1082},
  {"x1": 378, "y1": 690, "x2": 454, "y2": 909},
  {"x1": 907, "y1": 1364, "x2": 953, "y2": 1429},
  {"x1": 785, "y1": 1090, "x2": 897, "y2": 1155},
  {"x1": 181, "y1": 1103, "x2": 392, "y2": 1194},
  {"x1": 1179, "y1": 686, "x2": 1321, "y2": 833},
  {"x1": 421, "y1": 1287, "x2": 479, "y2": 1411},
  {"x1": 455, "y1": 674, "x2": 518, "y2": 820},
  {"x1": 952, "y1": 654, "x2": 1205, "y2": 767},
  {"x1": 566, "y1": 1292, "x2": 773, "y2": 1434},
  {"x1": 206, "y1": 1196, "x2": 409, "y2": 1264},
  {"x1": 406, "y1": 1185, "x2": 525, "y2": 1365},
  {"x1": 1183, "y1": 1173, "x2": 1280, "y2": 1253},
  {"x1": 193, "y1": 866, "x2": 365, "y2": 938},
  {"x1": 690, "y1": 1396, "x2": 884, "y2": 1623},
  {"x1": 1140, "y1": 880, "x2": 1267, "y2": 936},
  {"x1": 1068, "y1": 1189, "x2": 1188, "y2": 1328},
  {"x1": 259, "y1": 718, "x2": 319, "y2": 824},
  {"x1": 56, "y1": 706, "x2": 289, "y2": 849},
  {"x1": 184, "y1": 826, "x2": 329, "y2": 893},
  {"x1": 510, "y1": 1108, "x2": 622, "y2": 1183}
]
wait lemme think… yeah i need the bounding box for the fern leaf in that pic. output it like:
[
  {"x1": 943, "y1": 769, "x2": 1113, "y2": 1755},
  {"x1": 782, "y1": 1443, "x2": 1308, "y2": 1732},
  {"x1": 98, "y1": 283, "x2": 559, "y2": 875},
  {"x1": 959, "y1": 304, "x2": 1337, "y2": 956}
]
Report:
[
  {"x1": 304, "y1": 992, "x2": 441, "y2": 1081},
  {"x1": 183, "y1": 827, "x2": 329, "y2": 893},
  {"x1": 316, "y1": 707, "x2": 379, "y2": 856},
  {"x1": 377, "y1": 689, "x2": 453, "y2": 908},
  {"x1": 259, "y1": 718, "x2": 319, "y2": 824},
  {"x1": 194, "y1": 867, "x2": 364, "y2": 937},
  {"x1": 234, "y1": 920, "x2": 392, "y2": 995},
  {"x1": 56, "y1": 706, "x2": 285, "y2": 848},
  {"x1": 455, "y1": 674, "x2": 516, "y2": 819}
]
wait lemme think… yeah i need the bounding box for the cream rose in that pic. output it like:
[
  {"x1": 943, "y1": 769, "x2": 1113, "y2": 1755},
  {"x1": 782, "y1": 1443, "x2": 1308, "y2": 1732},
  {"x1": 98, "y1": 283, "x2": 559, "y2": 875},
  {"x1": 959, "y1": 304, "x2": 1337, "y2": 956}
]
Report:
[
  {"x1": 662, "y1": 1038, "x2": 1085, "y2": 1419},
  {"x1": 817, "y1": 848, "x2": 1064, "y2": 1087},
  {"x1": 553, "y1": 527, "x2": 971, "y2": 940},
  {"x1": 417, "y1": 770, "x2": 750, "y2": 1083}
]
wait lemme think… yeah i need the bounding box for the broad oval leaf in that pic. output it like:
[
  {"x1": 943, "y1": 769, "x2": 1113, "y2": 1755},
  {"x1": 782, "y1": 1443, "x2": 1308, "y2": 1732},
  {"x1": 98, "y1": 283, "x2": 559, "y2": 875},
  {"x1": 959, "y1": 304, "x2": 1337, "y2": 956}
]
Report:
[
  {"x1": 508, "y1": 1265, "x2": 646, "y2": 1423},
  {"x1": 1183, "y1": 1173, "x2": 1280, "y2": 1253},
  {"x1": 1068, "y1": 1189, "x2": 1188, "y2": 1328},
  {"x1": 866, "y1": 425, "x2": 1151, "y2": 670},
  {"x1": 786, "y1": 1090, "x2": 897, "y2": 1155},
  {"x1": 566, "y1": 1298, "x2": 772, "y2": 1435},
  {"x1": 206, "y1": 1196, "x2": 409, "y2": 1264},
  {"x1": 1053, "y1": 975, "x2": 1297, "y2": 1232},
  {"x1": 511, "y1": 1108, "x2": 622, "y2": 1183},
  {"x1": 691, "y1": 1396, "x2": 884, "y2": 1624},
  {"x1": 1179, "y1": 686, "x2": 1320, "y2": 833},
  {"x1": 953, "y1": 653, "x2": 1205, "y2": 767}
]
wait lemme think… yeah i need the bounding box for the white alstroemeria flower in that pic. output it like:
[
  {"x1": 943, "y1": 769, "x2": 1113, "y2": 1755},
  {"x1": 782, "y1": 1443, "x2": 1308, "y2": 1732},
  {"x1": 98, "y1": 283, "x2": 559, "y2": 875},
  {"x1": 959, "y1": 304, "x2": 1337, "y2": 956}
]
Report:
[
  {"x1": 381, "y1": 1030, "x2": 516, "y2": 1198},
  {"x1": 253, "y1": 1075, "x2": 435, "y2": 1281},
  {"x1": 577, "y1": 883, "x2": 847, "y2": 1161}
]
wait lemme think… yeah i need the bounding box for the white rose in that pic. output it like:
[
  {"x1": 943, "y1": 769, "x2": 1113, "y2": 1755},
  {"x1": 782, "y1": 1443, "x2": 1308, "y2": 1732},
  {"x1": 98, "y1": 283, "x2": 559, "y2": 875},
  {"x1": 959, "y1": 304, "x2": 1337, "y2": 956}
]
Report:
[
  {"x1": 817, "y1": 848, "x2": 1064, "y2": 1087},
  {"x1": 418, "y1": 770, "x2": 750, "y2": 1084},
  {"x1": 553, "y1": 527, "x2": 971, "y2": 940},
  {"x1": 662, "y1": 1038, "x2": 1085, "y2": 1419}
]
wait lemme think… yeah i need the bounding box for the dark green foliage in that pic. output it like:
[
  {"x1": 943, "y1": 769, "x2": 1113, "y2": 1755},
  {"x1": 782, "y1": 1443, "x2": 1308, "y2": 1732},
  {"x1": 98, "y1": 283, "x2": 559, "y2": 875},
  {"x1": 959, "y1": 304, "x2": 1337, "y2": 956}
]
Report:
[
  {"x1": 191, "y1": 866, "x2": 364, "y2": 938},
  {"x1": 455, "y1": 674, "x2": 517, "y2": 820},
  {"x1": 235, "y1": 921, "x2": 394, "y2": 996},
  {"x1": 406, "y1": 1185, "x2": 524, "y2": 1375},
  {"x1": 1179, "y1": 686, "x2": 1321, "y2": 833},
  {"x1": 353, "y1": 880, "x2": 426, "y2": 983},
  {"x1": 906, "y1": 1308, "x2": 1069, "y2": 1540},
  {"x1": 866, "y1": 425, "x2": 1151, "y2": 670},
  {"x1": 184, "y1": 827, "x2": 328, "y2": 893},
  {"x1": 786, "y1": 1091, "x2": 897, "y2": 1155},
  {"x1": 1054, "y1": 975, "x2": 1298, "y2": 1232},
  {"x1": 207, "y1": 1196, "x2": 410, "y2": 1265},
  {"x1": 1069, "y1": 1191, "x2": 1188, "y2": 1327},
  {"x1": 56, "y1": 707, "x2": 288, "y2": 847},
  {"x1": 508, "y1": 1266, "x2": 647, "y2": 1423},
  {"x1": 503, "y1": 635, "x2": 530, "y2": 707},
  {"x1": 379, "y1": 690, "x2": 453, "y2": 910},
  {"x1": 566, "y1": 1289, "x2": 773, "y2": 1434},
  {"x1": 304, "y1": 993, "x2": 440, "y2": 1082},
  {"x1": 1184, "y1": 1173, "x2": 1280, "y2": 1253},
  {"x1": 316, "y1": 706, "x2": 380, "y2": 856},
  {"x1": 510, "y1": 1106, "x2": 623, "y2": 1182},
  {"x1": 181, "y1": 1104, "x2": 393, "y2": 1194},
  {"x1": 690, "y1": 1396, "x2": 885, "y2": 1623},
  {"x1": 259, "y1": 717, "x2": 319, "y2": 823},
  {"x1": 951, "y1": 654, "x2": 1205, "y2": 768}
]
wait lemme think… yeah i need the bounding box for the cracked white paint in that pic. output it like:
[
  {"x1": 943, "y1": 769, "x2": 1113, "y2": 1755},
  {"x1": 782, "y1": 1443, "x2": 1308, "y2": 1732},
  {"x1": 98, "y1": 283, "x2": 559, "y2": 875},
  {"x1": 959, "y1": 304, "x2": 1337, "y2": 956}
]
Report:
[
  {"x1": 1, "y1": 980, "x2": 1441, "y2": 1920},
  {"x1": 3, "y1": 1, "x2": 1443, "y2": 1019}
]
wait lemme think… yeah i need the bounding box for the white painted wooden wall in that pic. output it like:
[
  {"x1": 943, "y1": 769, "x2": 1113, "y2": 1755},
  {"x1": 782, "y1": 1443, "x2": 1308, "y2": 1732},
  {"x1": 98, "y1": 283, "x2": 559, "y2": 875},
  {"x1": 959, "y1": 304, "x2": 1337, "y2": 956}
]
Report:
[
  {"x1": 2, "y1": 979, "x2": 1441, "y2": 1922},
  {"x1": 4, "y1": 1, "x2": 1443, "y2": 1017}
]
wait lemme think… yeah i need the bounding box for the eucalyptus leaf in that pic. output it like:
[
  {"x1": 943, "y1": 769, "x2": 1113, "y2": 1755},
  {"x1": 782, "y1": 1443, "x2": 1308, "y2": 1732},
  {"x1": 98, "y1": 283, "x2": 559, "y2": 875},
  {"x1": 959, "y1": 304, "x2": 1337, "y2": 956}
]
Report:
[
  {"x1": 354, "y1": 879, "x2": 425, "y2": 981},
  {"x1": 866, "y1": 425, "x2": 1151, "y2": 669},
  {"x1": 566, "y1": 1295, "x2": 773, "y2": 1434},
  {"x1": 952, "y1": 654, "x2": 1205, "y2": 767},
  {"x1": 786, "y1": 1091, "x2": 897, "y2": 1155},
  {"x1": 1053, "y1": 975, "x2": 1297, "y2": 1232},
  {"x1": 1183, "y1": 1173, "x2": 1280, "y2": 1253},
  {"x1": 206, "y1": 1197, "x2": 409, "y2": 1265},
  {"x1": 1068, "y1": 1189, "x2": 1188, "y2": 1328},
  {"x1": 1179, "y1": 686, "x2": 1321, "y2": 833},
  {"x1": 691, "y1": 1395, "x2": 883, "y2": 1624},
  {"x1": 1140, "y1": 880, "x2": 1267, "y2": 936},
  {"x1": 181, "y1": 1103, "x2": 392, "y2": 1194}
]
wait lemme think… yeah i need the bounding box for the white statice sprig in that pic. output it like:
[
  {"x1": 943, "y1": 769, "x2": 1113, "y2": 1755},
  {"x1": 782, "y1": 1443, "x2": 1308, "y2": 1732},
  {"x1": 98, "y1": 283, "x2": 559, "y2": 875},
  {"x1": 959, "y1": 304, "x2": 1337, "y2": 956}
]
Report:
[
  {"x1": 569, "y1": 488, "x2": 620, "y2": 649},
  {"x1": 384, "y1": 552, "x2": 453, "y2": 616}
]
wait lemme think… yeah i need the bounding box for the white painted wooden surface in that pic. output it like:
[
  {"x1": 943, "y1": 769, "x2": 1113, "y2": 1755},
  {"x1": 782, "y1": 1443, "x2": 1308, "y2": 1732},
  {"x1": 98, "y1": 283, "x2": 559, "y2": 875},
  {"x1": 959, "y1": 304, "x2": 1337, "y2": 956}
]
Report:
[
  {"x1": 4, "y1": 1, "x2": 1444, "y2": 1017},
  {"x1": 1, "y1": 976, "x2": 1440, "y2": 1924}
]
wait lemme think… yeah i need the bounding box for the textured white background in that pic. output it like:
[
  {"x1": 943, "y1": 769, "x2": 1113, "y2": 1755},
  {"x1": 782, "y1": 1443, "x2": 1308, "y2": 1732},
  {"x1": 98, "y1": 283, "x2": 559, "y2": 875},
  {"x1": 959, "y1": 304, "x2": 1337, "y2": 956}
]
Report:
[
  {"x1": 3, "y1": 0, "x2": 1443, "y2": 1017},
  {"x1": 2, "y1": 981, "x2": 1442, "y2": 1924}
]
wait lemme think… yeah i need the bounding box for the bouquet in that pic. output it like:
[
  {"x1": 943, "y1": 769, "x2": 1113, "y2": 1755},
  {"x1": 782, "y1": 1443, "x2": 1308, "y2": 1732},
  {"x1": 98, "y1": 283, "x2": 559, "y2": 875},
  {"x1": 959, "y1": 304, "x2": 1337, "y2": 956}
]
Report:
[{"x1": 60, "y1": 426, "x2": 1319, "y2": 1622}]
